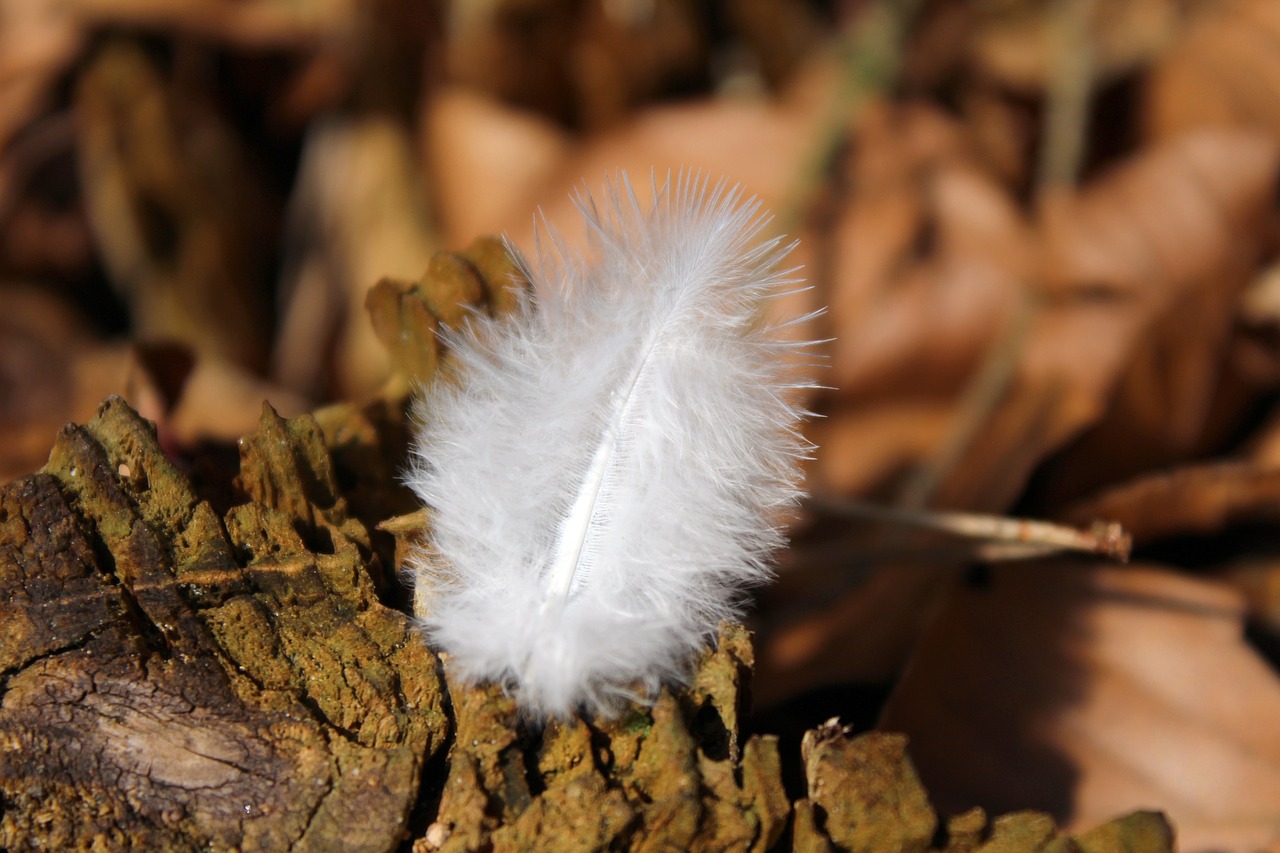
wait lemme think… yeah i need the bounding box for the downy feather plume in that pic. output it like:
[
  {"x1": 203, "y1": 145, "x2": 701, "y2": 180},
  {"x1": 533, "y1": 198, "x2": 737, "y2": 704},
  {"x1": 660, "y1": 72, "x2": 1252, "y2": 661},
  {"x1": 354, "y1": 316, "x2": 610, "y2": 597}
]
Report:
[{"x1": 408, "y1": 172, "x2": 821, "y2": 719}]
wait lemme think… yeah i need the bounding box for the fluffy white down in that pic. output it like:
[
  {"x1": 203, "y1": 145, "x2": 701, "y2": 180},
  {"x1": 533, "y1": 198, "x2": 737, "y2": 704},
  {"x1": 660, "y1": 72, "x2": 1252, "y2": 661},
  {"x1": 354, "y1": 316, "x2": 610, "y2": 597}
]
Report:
[{"x1": 407, "y1": 172, "x2": 819, "y2": 718}]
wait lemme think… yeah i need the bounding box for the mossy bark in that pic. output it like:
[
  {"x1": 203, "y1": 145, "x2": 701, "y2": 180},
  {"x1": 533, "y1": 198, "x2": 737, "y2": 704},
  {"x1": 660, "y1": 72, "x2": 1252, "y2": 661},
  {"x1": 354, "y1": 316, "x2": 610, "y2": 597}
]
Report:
[{"x1": 0, "y1": 398, "x2": 446, "y2": 851}]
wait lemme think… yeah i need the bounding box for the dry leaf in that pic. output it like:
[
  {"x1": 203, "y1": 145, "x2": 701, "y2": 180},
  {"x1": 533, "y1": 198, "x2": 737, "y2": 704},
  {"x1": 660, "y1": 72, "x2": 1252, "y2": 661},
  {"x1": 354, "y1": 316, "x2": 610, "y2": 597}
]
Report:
[
  {"x1": 273, "y1": 114, "x2": 438, "y2": 399},
  {"x1": 423, "y1": 88, "x2": 572, "y2": 251},
  {"x1": 1061, "y1": 461, "x2": 1280, "y2": 547},
  {"x1": 1146, "y1": 0, "x2": 1280, "y2": 143},
  {"x1": 1028, "y1": 129, "x2": 1279, "y2": 503},
  {"x1": 0, "y1": 0, "x2": 85, "y2": 152},
  {"x1": 0, "y1": 285, "x2": 97, "y2": 481},
  {"x1": 492, "y1": 89, "x2": 824, "y2": 255},
  {"x1": 807, "y1": 101, "x2": 1031, "y2": 499},
  {"x1": 881, "y1": 562, "x2": 1280, "y2": 853}
]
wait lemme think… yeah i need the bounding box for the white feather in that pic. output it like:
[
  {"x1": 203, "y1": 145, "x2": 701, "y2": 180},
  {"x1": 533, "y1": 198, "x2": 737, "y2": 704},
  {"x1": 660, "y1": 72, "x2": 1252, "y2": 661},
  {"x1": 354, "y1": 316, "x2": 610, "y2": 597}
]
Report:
[{"x1": 407, "y1": 172, "x2": 821, "y2": 719}]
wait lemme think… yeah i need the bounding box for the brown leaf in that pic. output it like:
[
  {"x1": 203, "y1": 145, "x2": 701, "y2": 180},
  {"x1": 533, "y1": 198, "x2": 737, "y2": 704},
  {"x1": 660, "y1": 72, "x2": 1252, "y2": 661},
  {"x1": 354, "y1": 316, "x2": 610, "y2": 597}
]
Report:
[
  {"x1": 806, "y1": 118, "x2": 1277, "y2": 510},
  {"x1": 1027, "y1": 129, "x2": 1279, "y2": 503},
  {"x1": 423, "y1": 88, "x2": 572, "y2": 250},
  {"x1": 823, "y1": 117, "x2": 1279, "y2": 511},
  {"x1": 0, "y1": 0, "x2": 84, "y2": 152},
  {"x1": 904, "y1": 127, "x2": 1278, "y2": 510},
  {"x1": 1061, "y1": 461, "x2": 1280, "y2": 547},
  {"x1": 1060, "y1": 460, "x2": 1280, "y2": 638},
  {"x1": 880, "y1": 562, "x2": 1280, "y2": 853},
  {"x1": 805, "y1": 102, "x2": 1031, "y2": 499},
  {"x1": 1146, "y1": 0, "x2": 1280, "y2": 143},
  {"x1": 273, "y1": 113, "x2": 439, "y2": 399},
  {"x1": 0, "y1": 286, "x2": 201, "y2": 481},
  {"x1": 0, "y1": 285, "x2": 94, "y2": 479},
  {"x1": 485, "y1": 72, "x2": 830, "y2": 257},
  {"x1": 442, "y1": 0, "x2": 741, "y2": 129},
  {"x1": 570, "y1": 0, "x2": 709, "y2": 128},
  {"x1": 723, "y1": 0, "x2": 825, "y2": 88}
]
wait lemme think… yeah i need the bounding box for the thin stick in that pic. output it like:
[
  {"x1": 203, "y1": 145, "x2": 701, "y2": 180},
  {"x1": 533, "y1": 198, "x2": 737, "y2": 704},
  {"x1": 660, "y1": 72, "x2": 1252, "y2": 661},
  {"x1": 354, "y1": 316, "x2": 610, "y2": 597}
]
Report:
[{"x1": 809, "y1": 496, "x2": 1132, "y2": 562}]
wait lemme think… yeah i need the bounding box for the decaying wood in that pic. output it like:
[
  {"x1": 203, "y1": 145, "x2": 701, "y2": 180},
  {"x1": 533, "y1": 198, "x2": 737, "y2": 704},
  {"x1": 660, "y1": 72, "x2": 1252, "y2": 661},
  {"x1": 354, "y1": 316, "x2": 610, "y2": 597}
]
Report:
[
  {"x1": 0, "y1": 394, "x2": 1178, "y2": 851},
  {"x1": 0, "y1": 240, "x2": 1177, "y2": 851},
  {"x1": 0, "y1": 398, "x2": 446, "y2": 850}
]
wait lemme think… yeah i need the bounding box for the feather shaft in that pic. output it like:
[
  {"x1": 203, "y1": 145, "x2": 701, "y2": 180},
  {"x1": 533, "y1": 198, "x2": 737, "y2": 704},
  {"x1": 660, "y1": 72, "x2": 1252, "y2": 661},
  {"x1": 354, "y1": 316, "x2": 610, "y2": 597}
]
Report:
[
  {"x1": 545, "y1": 294, "x2": 695, "y2": 603},
  {"x1": 545, "y1": 417, "x2": 617, "y2": 602}
]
